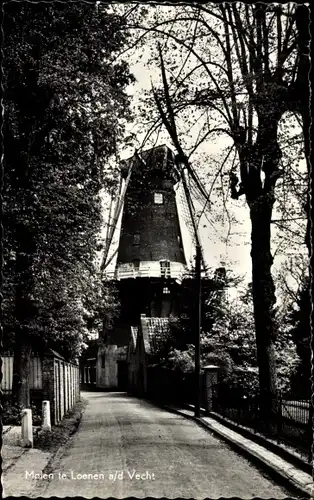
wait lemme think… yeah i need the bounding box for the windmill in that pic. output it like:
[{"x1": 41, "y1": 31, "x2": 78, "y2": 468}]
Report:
[
  {"x1": 97, "y1": 52, "x2": 214, "y2": 395},
  {"x1": 101, "y1": 145, "x2": 195, "y2": 280},
  {"x1": 100, "y1": 146, "x2": 212, "y2": 281},
  {"x1": 96, "y1": 140, "x2": 213, "y2": 391}
]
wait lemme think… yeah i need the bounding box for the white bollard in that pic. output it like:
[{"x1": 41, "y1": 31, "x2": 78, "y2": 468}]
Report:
[
  {"x1": 42, "y1": 400, "x2": 51, "y2": 431},
  {"x1": 21, "y1": 409, "x2": 33, "y2": 448}
]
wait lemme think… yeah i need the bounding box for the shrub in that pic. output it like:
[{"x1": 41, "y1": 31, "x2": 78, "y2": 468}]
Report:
[
  {"x1": 2, "y1": 400, "x2": 42, "y2": 426},
  {"x1": 225, "y1": 368, "x2": 259, "y2": 398},
  {"x1": 2, "y1": 401, "x2": 23, "y2": 425}
]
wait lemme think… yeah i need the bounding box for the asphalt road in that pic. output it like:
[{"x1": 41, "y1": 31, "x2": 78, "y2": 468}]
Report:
[{"x1": 34, "y1": 391, "x2": 295, "y2": 499}]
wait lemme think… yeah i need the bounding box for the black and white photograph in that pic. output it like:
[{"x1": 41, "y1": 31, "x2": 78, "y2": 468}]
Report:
[{"x1": 1, "y1": 1, "x2": 312, "y2": 498}]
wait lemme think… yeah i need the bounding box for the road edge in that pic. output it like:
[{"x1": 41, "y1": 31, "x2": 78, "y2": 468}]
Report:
[{"x1": 162, "y1": 404, "x2": 313, "y2": 498}]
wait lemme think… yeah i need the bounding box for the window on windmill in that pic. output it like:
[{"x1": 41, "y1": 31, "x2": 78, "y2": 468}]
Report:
[
  {"x1": 163, "y1": 286, "x2": 170, "y2": 295},
  {"x1": 160, "y1": 260, "x2": 171, "y2": 278},
  {"x1": 154, "y1": 192, "x2": 163, "y2": 204}
]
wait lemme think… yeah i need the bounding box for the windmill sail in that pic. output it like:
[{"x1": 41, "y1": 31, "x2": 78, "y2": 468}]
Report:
[
  {"x1": 175, "y1": 179, "x2": 195, "y2": 269},
  {"x1": 103, "y1": 191, "x2": 115, "y2": 260},
  {"x1": 101, "y1": 156, "x2": 134, "y2": 272}
]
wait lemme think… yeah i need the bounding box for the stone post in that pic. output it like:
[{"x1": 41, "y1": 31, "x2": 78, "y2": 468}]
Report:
[
  {"x1": 42, "y1": 401, "x2": 51, "y2": 431},
  {"x1": 204, "y1": 365, "x2": 220, "y2": 413},
  {"x1": 21, "y1": 409, "x2": 33, "y2": 448}
]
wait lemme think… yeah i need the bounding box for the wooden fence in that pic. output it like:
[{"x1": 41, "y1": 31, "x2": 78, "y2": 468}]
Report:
[
  {"x1": 53, "y1": 357, "x2": 80, "y2": 424},
  {"x1": 1, "y1": 354, "x2": 42, "y2": 393},
  {"x1": 1, "y1": 350, "x2": 80, "y2": 425}
]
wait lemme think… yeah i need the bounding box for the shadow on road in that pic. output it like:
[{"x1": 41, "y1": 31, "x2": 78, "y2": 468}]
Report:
[{"x1": 81, "y1": 391, "x2": 129, "y2": 398}]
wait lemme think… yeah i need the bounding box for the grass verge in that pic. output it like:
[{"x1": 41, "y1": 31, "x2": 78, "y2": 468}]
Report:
[{"x1": 33, "y1": 398, "x2": 88, "y2": 453}]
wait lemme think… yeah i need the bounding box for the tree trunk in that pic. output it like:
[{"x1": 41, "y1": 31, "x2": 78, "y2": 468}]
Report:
[
  {"x1": 12, "y1": 340, "x2": 32, "y2": 407},
  {"x1": 12, "y1": 237, "x2": 37, "y2": 407},
  {"x1": 249, "y1": 193, "x2": 278, "y2": 422}
]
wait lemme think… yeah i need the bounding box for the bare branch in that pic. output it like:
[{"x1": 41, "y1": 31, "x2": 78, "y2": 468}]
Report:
[
  {"x1": 139, "y1": 115, "x2": 164, "y2": 150},
  {"x1": 220, "y1": 5, "x2": 239, "y2": 125},
  {"x1": 197, "y1": 145, "x2": 234, "y2": 226},
  {"x1": 188, "y1": 128, "x2": 233, "y2": 159},
  {"x1": 158, "y1": 44, "x2": 179, "y2": 141},
  {"x1": 124, "y1": 22, "x2": 234, "y2": 125},
  {"x1": 254, "y1": 5, "x2": 264, "y2": 85},
  {"x1": 173, "y1": 60, "x2": 230, "y2": 95},
  {"x1": 231, "y1": 5, "x2": 255, "y2": 98},
  {"x1": 281, "y1": 10, "x2": 296, "y2": 57},
  {"x1": 172, "y1": 8, "x2": 201, "y2": 88},
  {"x1": 276, "y1": 7, "x2": 282, "y2": 68},
  {"x1": 261, "y1": 6, "x2": 269, "y2": 73}
]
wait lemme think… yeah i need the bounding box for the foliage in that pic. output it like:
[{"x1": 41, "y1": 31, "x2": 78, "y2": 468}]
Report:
[
  {"x1": 287, "y1": 277, "x2": 311, "y2": 396},
  {"x1": 121, "y1": 4, "x2": 309, "y2": 413},
  {"x1": 101, "y1": 280, "x2": 121, "y2": 332},
  {"x1": 2, "y1": 3, "x2": 134, "y2": 364},
  {"x1": 156, "y1": 279, "x2": 300, "y2": 396},
  {"x1": 166, "y1": 345, "x2": 195, "y2": 373},
  {"x1": 221, "y1": 285, "x2": 299, "y2": 394},
  {"x1": 275, "y1": 255, "x2": 311, "y2": 396},
  {"x1": 2, "y1": 401, "x2": 23, "y2": 426},
  {"x1": 2, "y1": 401, "x2": 41, "y2": 426},
  {"x1": 150, "y1": 269, "x2": 237, "y2": 378},
  {"x1": 202, "y1": 350, "x2": 234, "y2": 382},
  {"x1": 223, "y1": 369, "x2": 260, "y2": 399}
]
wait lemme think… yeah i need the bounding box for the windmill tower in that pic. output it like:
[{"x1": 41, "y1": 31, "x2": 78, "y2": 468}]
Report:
[
  {"x1": 116, "y1": 144, "x2": 189, "y2": 312},
  {"x1": 97, "y1": 144, "x2": 196, "y2": 389}
]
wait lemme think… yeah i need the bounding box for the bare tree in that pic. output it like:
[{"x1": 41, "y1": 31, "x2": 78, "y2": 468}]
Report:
[{"x1": 122, "y1": 3, "x2": 310, "y2": 419}]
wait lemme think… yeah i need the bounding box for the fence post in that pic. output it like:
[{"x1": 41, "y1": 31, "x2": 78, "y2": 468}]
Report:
[
  {"x1": 60, "y1": 361, "x2": 65, "y2": 419},
  {"x1": 65, "y1": 363, "x2": 69, "y2": 413},
  {"x1": 42, "y1": 401, "x2": 51, "y2": 431},
  {"x1": 69, "y1": 364, "x2": 73, "y2": 409},
  {"x1": 21, "y1": 409, "x2": 33, "y2": 447},
  {"x1": 55, "y1": 360, "x2": 60, "y2": 424},
  {"x1": 77, "y1": 360, "x2": 80, "y2": 400}
]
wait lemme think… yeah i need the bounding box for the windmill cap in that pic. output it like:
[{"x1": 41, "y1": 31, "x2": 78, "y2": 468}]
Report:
[{"x1": 121, "y1": 145, "x2": 180, "y2": 182}]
